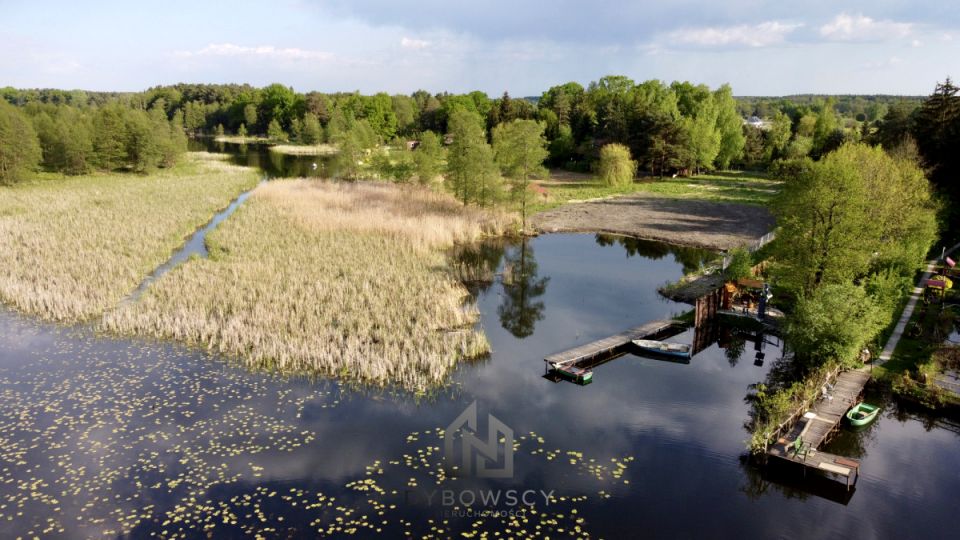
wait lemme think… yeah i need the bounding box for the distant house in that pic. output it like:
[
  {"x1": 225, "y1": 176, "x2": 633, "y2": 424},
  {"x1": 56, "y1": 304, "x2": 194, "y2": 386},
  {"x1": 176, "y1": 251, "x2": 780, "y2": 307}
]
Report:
[{"x1": 744, "y1": 116, "x2": 769, "y2": 130}]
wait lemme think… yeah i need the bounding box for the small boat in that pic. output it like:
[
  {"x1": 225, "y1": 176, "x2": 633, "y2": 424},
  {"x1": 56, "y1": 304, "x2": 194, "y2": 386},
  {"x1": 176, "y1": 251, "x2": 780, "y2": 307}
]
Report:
[
  {"x1": 552, "y1": 364, "x2": 593, "y2": 384},
  {"x1": 845, "y1": 403, "x2": 880, "y2": 426},
  {"x1": 632, "y1": 339, "x2": 692, "y2": 359}
]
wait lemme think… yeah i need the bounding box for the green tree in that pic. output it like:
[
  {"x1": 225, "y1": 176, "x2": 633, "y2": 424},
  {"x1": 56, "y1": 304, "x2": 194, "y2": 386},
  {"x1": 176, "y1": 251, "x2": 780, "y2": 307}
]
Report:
[
  {"x1": 267, "y1": 118, "x2": 288, "y2": 142},
  {"x1": 785, "y1": 283, "x2": 885, "y2": 367},
  {"x1": 446, "y1": 109, "x2": 499, "y2": 206},
  {"x1": 492, "y1": 119, "x2": 549, "y2": 230},
  {"x1": 764, "y1": 111, "x2": 792, "y2": 161},
  {"x1": 302, "y1": 113, "x2": 322, "y2": 144},
  {"x1": 183, "y1": 100, "x2": 206, "y2": 134},
  {"x1": 92, "y1": 105, "x2": 130, "y2": 170},
  {"x1": 713, "y1": 84, "x2": 745, "y2": 169},
  {"x1": 598, "y1": 143, "x2": 637, "y2": 186},
  {"x1": 259, "y1": 83, "x2": 299, "y2": 132},
  {"x1": 238, "y1": 123, "x2": 248, "y2": 138},
  {"x1": 0, "y1": 100, "x2": 41, "y2": 184},
  {"x1": 124, "y1": 108, "x2": 167, "y2": 172},
  {"x1": 215, "y1": 123, "x2": 225, "y2": 137},
  {"x1": 413, "y1": 130, "x2": 444, "y2": 185},
  {"x1": 243, "y1": 103, "x2": 258, "y2": 131},
  {"x1": 772, "y1": 143, "x2": 936, "y2": 295}
]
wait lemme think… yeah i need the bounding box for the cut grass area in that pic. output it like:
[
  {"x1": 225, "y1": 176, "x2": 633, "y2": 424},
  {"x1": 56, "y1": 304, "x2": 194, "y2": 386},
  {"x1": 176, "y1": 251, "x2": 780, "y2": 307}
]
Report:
[
  {"x1": 529, "y1": 170, "x2": 780, "y2": 214},
  {"x1": 0, "y1": 153, "x2": 260, "y2": 321},
  {"x1": 268, "y1": 143, "x2": 339, "y2": 156},
  {"x1": 104, "y1": 180, "x2": 515, "y2": 391}
]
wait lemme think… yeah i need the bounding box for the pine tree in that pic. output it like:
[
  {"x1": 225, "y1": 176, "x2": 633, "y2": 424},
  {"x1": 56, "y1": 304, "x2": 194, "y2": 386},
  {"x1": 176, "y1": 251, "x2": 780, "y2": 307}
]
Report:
[{"x1": 0, "y1": 100, "x2": 41, "y2": 184}]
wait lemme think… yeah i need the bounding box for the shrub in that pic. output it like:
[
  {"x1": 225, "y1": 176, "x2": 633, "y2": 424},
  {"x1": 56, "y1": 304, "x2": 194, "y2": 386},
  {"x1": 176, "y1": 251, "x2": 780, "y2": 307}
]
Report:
[{"x1": 598, "y1": 143, "x2": 637, "y2": 187}]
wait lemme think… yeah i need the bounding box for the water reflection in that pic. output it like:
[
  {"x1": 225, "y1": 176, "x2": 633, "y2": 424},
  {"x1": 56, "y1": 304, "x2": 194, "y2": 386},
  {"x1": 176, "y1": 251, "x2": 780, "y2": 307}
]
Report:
[
  {"x1": 498, "y1": 238, "x2": 550, "y2": 338},
  {"x1": 594, "y1": 233, "x2": 718, "y2": 274},
  {"x1": 187, "y1": 138, "x2": 339, "y2": 179}
]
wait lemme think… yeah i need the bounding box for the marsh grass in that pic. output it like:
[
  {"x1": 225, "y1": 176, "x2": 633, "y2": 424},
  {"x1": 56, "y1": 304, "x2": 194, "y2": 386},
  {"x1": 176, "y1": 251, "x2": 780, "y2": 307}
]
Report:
[
  {"x1": 0, "y1": 152, "x2": 260, "y2": 320},
  {"x1": 268, "y1": 143, "x2": 339, "y2": 156},
  {"x1": 104, "y1": 180, "x2": 514, "y2": 391}
]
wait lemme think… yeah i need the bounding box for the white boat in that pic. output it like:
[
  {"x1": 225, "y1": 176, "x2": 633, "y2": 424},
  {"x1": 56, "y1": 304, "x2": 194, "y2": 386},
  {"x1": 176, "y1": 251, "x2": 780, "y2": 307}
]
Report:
[{"x1": 632, "y1": 339, "x2": 692, "y2": 359}]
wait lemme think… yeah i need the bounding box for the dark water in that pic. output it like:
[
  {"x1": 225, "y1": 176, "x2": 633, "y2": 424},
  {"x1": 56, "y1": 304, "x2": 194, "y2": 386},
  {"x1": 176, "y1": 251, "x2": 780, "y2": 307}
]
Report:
[
  {"x1": 2, "y1": 233, "x2": 959, "y2": 538},
  {"x1": 188, "y1": 139, "x2": 342, "y2": 179}
]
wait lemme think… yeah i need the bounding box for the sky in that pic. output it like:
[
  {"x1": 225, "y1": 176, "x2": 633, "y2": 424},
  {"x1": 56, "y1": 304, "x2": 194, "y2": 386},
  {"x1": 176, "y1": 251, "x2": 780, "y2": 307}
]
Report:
[{"x1": 1, "y1": 0, "x2": 957, "y2": 96}]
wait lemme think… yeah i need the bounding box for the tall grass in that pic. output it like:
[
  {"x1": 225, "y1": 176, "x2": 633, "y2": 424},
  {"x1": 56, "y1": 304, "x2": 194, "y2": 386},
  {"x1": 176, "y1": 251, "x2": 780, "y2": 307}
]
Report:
[
  {"x1": 104, "y1": 180, "x2": 514, "y2": 391},
  {"x1": 0, "y1": 153, "x2": 260, "y2": 320}
]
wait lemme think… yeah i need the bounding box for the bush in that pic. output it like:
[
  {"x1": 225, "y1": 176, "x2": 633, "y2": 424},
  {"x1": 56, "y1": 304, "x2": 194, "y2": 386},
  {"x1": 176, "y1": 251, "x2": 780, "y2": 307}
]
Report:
[
  {"x1": 724, "y1": 247, "x2": 753, "y2": 281},
  {"x1": 786, "y1": 282, "x2": 885, "y2": 368},
  {"x1": 598, "y1": 143, "x2": 637, "y2": 187}
]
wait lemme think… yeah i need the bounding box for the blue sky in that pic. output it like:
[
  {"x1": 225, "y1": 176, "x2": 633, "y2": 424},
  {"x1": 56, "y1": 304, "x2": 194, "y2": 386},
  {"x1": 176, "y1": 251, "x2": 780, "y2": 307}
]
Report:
[{"x1": 1, "y1": 0, "x2": 957, "y2": 96}]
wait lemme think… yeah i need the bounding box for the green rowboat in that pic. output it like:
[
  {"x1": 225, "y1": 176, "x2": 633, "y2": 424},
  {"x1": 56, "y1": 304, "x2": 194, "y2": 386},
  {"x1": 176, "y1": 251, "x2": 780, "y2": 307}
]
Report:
[
  {"x1": 553, "y1": 364, "x2": 593, "y2": 385},
  {"x1": 845, "y1": 402, "x2": 880, "y2": 426}
]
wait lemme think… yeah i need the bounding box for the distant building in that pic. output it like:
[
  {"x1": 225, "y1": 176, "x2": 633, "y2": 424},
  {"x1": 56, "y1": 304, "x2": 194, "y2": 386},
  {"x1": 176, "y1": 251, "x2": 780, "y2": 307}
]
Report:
[{"x1": 744, "y1": 116, "x2": 770, "y2": 130}]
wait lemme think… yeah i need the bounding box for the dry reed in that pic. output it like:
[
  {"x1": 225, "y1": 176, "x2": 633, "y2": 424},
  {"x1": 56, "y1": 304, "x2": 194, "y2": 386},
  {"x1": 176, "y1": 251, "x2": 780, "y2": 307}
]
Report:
[
  {"x1": 0, "y1": 153, "x2": 260, "y2": 320},
  {"x1": 104, "y1": 180, "x2": 514, "y2": 391}
]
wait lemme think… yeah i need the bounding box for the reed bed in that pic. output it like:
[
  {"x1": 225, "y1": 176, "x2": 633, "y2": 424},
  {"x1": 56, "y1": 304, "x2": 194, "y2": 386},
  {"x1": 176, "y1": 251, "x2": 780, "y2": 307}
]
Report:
[
  {"x1": 267, "y1": 143, "x2": 339, "y2": 156},
  {"x1": 0, "y1": 153, "x2": 260, "y2": 320},
  {"x1": 104, "y1": 180, "x2": 514, "y2": 391}
]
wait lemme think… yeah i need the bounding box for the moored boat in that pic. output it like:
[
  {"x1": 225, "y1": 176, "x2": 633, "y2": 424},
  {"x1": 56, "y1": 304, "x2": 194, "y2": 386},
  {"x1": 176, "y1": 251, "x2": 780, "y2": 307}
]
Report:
[
  {"x1": 552, "y1": 364, "x2": 593, "y2": 384},
  {"x1": 632, "y1": 339, "x2": 692, "y2": 359},
  {"x1": 845, "y1": 402, "x2": 880, "y2": 426}
]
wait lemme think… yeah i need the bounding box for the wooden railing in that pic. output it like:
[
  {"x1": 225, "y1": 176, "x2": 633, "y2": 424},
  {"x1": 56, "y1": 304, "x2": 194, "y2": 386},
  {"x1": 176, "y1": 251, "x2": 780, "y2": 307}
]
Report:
[{"x1": 761, "y1": 363, "x2": 843, "y2": 454}]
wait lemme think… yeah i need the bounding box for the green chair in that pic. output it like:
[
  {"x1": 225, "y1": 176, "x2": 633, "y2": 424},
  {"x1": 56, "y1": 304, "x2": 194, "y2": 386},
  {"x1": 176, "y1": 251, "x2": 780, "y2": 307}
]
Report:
[{"x1": 790, "y1": 438, "x2": 811, "y2": 460}]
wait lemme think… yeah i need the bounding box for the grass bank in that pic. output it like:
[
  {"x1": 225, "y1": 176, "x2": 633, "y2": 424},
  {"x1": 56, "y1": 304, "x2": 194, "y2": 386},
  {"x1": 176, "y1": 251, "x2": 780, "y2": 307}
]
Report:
[
  {"x1": 104, "y1": 180, "x2": 514, "y2": 391},
  {"x1": 0, "y1": 153, "x2": 260, "y2": 321},
  {"x1": 268, "y1": 143, "x2": 339, "y2": 156},
  {"x1": 530, "y1": 170, "x2": 780, "y2": 214}
]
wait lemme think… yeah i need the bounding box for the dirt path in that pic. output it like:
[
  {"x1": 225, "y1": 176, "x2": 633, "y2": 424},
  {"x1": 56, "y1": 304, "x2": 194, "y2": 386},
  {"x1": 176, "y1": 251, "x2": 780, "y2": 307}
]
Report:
[{"x1": 530, "y1": 193, "x2": 775, "y2": 251}]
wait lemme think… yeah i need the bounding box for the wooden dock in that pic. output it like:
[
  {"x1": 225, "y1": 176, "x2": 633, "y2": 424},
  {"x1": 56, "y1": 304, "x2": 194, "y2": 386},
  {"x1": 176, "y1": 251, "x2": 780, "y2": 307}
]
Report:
[
  {"x1": 766, "y1": 368, "x2": 872, "y2": 489},
  {"x1": 544, "y1": 319, "x2": 680, "y2": 368}
]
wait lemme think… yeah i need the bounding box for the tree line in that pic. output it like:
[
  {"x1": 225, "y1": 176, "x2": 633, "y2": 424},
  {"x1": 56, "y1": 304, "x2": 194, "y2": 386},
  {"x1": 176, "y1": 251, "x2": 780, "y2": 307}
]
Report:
[{"x1": 0, "y1": 98, "x2": 186, "y2": 184}]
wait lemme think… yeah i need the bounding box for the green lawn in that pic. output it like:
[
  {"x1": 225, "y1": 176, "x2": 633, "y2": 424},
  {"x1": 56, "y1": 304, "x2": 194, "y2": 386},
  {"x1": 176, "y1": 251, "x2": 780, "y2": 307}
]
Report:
[{"x1": 529, "y1": 170, "x2": 780, "y2": 214}]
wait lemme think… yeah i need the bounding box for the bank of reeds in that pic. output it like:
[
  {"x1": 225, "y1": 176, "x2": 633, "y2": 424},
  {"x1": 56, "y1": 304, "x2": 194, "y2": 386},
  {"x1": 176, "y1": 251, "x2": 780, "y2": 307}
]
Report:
[
  {"x1": 104, "y1": 180, "x2": 514, "y2": 391},
  {"x1": 0, "y1": 153, "x2": 260, "y2": 320},
  {"x1": 268, "y1": 143, "x2": 339, "y2": 156}
]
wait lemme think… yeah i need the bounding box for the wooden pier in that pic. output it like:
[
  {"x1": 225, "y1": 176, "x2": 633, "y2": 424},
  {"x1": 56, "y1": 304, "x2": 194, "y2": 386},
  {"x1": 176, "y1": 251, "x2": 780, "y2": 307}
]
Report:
[
  {"x1": 544, "y1": 319, "x2": 681, "y2": 368},
  {"x1": 766, "y1": 368, "x2": 872, "y2": 489}
]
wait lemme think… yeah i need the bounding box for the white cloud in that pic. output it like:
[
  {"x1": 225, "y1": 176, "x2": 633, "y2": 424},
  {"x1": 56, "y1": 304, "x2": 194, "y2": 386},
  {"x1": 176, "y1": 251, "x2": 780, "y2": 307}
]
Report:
[
  {"x1": 399, "y1": 37, "x2": 431, "y2": 50},
  {"x1": 666, "y1": 21, "x2": 802, "y2": 48},
  {"x1": 175, "y1": 43, "x2": 334, "y2": 61},
  {"x1": 819, "y1": 13, "x2": 913, "y2": 41}
]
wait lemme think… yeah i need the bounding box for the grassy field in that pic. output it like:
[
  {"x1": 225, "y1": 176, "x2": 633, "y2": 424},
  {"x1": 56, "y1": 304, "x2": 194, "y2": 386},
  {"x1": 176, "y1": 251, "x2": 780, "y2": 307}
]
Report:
[
  {"x1": 268, "y1": 143, "x2": 339, "y2": 156},
  {"x1": 0, "y1": 153, "x2": 260, "y2": 321},
  {"x1": 104, "y1": 180, "x2": 514, "y2": 391},
  {"x1": 529, "y1": 170, "x2": 781, "y2": 214}
]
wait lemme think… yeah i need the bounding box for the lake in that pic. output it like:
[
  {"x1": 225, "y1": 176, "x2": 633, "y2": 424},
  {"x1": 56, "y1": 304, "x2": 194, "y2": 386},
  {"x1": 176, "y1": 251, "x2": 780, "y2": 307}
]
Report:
[{"x1": 0, "y1": 144, "x2": 957, "y2": 538}]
